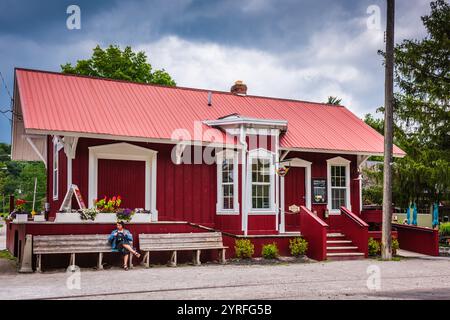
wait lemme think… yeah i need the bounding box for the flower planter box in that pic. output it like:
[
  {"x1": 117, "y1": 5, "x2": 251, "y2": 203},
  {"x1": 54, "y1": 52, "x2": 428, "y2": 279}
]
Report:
[
  {"x1": 94, "y1": 213, "x2": 117, "y2": 223},
  {"x1": 33, "y1": 215, "x2": 46, "y2": 222},
  {"x1": 14, "y1": 213, "x2": 29, "y2": 223},
  {"x1": 131, "y1": 213, "x2": 152, "y2": 223},
  {"x1": 54, "y1": 212, "x2": 83, "y2": 223}
]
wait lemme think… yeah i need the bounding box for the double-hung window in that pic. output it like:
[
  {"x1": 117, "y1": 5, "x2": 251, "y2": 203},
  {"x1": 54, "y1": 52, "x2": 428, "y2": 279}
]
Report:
[
  {"x1": 327, "y1": 157, "x2": 351, "y2": 213},
  {"x1": 249, "y1": 149, "x2": 275, "y2": 212},
  {"x1": 216, "y1": 151, "x2": 239, "y2": 214},
  {"x1": 330, "y1": 165, "x2": 347, "y2": 210}
]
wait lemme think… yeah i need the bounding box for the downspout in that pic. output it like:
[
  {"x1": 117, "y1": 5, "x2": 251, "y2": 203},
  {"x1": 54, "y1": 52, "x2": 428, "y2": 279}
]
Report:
[
  {"x1": 274, "y1": 131, "x2": 280, "y2": 232},
  {"x1": 239, "y1": 125, "x2": 248, "y2": 235}
]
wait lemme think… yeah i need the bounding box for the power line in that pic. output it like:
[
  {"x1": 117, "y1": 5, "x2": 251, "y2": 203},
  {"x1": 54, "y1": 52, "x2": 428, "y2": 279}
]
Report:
[{"x1": 0, "y1": 70, "x2": 12, "y2": 101}]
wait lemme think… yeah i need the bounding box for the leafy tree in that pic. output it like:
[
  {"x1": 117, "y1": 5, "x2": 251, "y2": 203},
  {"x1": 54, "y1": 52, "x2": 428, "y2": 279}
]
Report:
[
  {"x1": 390, "y1": 0, "x2": 450, "y2": 207},
  {"x1": 61, "y1": 45, "x2": 176, "y2": 86},
  {"x1": 369, "y1": 0, "x2": 450, "y2": 208},
  {"x1": 326, "y1": 96, "x2": 342, "y2": 105},
  {"x1": 0, "y1": 143, "x2": 46, "y2": 213}
]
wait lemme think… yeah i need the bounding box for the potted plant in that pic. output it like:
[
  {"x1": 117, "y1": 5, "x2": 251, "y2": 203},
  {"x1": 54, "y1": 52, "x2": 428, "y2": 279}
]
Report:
[
  {"x1": 94, "y1": 196, "x2": 122, "y2": 222},
  {"x1": 131, "y1": 208, "x2": 153, "y2": 222},
  {"x1": 11, "y1": 199, "x2": 30, "y2": 223},
  {"x1": 116, "y1": 208, "x2": 134, "y2": 222}
]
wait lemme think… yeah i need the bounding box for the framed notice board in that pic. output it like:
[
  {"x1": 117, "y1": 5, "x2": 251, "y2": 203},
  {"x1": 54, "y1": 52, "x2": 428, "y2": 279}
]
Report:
[{"x1": 312, "y1": 178, "x2": 327, "y2": 204}]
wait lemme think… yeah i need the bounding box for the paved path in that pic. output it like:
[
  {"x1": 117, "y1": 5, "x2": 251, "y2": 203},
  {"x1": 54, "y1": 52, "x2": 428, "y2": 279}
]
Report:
[{"x1": 1, "y1": 257, "x2": 449, "y2": 300}]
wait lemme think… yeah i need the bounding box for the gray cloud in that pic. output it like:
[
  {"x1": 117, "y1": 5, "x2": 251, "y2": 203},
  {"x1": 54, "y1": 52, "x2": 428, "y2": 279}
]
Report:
[{"x1": 0, "y1": 0, "x2": 431, "y2": 143}]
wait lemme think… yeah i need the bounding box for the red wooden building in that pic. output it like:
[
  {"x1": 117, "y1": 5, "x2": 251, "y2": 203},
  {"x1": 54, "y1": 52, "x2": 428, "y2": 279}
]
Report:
[{"x1": 8, "y1": 68, "x2": 407, "y2": 262}]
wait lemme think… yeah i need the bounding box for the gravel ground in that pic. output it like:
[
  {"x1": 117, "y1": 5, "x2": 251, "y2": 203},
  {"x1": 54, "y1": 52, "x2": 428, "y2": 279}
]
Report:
[{"x1": 1, "y1": 257, "x2": 449, "y2": 300}]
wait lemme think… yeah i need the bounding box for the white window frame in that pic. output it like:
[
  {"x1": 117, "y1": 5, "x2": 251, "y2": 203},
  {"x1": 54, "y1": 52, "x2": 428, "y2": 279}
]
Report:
[
  {"x1": 327, "y1": 156, "x2": 351, "y2": 214},
  {"x1": 216, "y1": 150, "x2": 240, "y2": 214},
  {"x1": 247, "y1": 148, "x2": 276, "y2": 214},
  {"x1": 52, "y1": 137, "x2": 62, "y2": 200}
]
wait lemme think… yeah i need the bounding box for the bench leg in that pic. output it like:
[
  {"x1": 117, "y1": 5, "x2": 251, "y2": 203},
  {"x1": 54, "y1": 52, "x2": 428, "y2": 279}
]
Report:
[
  {"x1": 219, "y1": 249, "x2": 226, "y2": 264},
  {"x1": 169, "y1": 251, "x2": 177, "y2": 267},
  {"x1": 98, "y1": 253, "x2": 103, "y2": 270},
  {"x1": 193, "y1": 250, "x2": 201, "y2": 266},
  {"x1": 144, "y1": 252, "x2": 150, "y2": 268},
  {"x1": 69, "y1": 253, "x2": 76, "y2": 272},
  {"x1": 36, "y1": 254, "x2": 42, "y2": 273},
  {"x1": 129, "y1": 252, "x2": 133, "y2": 269}
]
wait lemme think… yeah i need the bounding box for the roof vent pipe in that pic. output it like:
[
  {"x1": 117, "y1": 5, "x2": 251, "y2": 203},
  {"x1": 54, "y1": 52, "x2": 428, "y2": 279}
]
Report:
[{"x1": 207, "y1": 91, "x2": 212, "y2": 106}]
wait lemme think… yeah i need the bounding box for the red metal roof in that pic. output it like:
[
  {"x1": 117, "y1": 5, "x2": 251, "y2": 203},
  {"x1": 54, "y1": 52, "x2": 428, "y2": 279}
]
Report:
[{"x1": 15, "y1": 68, "x2": 405, "y2": 156}]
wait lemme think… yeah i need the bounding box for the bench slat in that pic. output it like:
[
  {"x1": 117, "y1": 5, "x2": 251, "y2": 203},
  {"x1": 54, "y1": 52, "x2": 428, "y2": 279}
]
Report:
[
  {"x1": 138, "y1": 238, "x2": 222, "y2": 245},
  {"x1": 140, "y1": 246, "x2": 227, "y2": 252},
  {"x1": 139, "y1": 232, "x2": 222, "y2": 239}
]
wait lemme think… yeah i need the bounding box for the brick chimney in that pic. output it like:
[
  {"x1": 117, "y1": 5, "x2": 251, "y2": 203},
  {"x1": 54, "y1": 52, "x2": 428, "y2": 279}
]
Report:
[{"x1": 230, "y1": 80, "x2": 247, "y2": 95}]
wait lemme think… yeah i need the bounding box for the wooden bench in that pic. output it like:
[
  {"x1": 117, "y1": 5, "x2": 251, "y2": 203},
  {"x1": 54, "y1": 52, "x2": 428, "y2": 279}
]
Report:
[
  {"x1": 33, "y1": 234, "x2": 134, "y2": 272},
  {"x1": 139, "y1": 232, "x2": 228, "y2": 267}
]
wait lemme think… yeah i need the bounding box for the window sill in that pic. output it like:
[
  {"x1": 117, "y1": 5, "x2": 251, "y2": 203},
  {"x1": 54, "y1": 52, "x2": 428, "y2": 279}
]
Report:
[
  {"x1": 248, "y1": 211, "x2": 277, "y2": 215},
  {"x1": 329, "y1": 210, "x2": 341, "y2": 215},
  {"x1": 216, "y1": 211, "x2": 240, "y2": 215}
]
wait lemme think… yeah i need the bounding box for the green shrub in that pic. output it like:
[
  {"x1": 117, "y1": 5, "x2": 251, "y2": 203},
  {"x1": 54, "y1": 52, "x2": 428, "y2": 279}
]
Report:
[
  {"x1": 392, "y1": 238, "x2": 399, "y2": 256},
  {"x1": 439, "y1": 222, "x2": 450, "y2": 237},
  {"x1": 368, "y1": 237, "x2": 380, "y2": 256},
  {"x1": 234, "y1": 239, "x2": 254, "y2": 259},
  {"x1": 289, "y1": 237, "x2": 308, "y2": 257},
  {"x1": 261, "y1": 243, "x2": 279, "y2": 259}
]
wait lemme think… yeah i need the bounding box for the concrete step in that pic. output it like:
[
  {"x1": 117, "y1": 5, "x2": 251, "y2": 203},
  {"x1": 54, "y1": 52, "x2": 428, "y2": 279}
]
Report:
[
  {"x1": 327, "y1": 240, "x2": 353, "y2": 244},
  {"x1": 327, "y1": 233, "x2": 345, "y2": 238},
  {"x1": 327, "y1": 252, "x2": 365, "y2": 261},
  {"x1": 327, "y1": 246, "x2": 359, "y2": 250}
]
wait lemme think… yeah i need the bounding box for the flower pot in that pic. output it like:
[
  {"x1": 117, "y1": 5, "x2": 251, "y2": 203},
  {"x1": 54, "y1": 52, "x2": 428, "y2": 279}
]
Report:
[
  {"x1": 55, "y1": 212, "x2": 83, "y2": 223},
  {"x1": 14, "y1": 213, "x2": 29, "y2": 223},
  {"x1": 131, "y1": 213, "x2": 152, "y2": 223},
  {"x1": 94, "y1": 213, "x2": 117, "y2": 223},
  {"x1": 33, "y1": 215, "x2": 46, "y2": 222}
]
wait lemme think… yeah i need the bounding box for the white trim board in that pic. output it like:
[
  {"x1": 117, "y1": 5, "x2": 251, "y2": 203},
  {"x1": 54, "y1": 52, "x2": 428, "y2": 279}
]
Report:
[{"x1": 88, "y1": 142, "x2": 158, "y2": 221}]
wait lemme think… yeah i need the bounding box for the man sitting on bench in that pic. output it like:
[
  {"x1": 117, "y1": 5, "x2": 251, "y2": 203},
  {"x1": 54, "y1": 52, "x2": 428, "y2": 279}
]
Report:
[{"x1": 108, "y1": 221, "x2": 141, "y2": 270}]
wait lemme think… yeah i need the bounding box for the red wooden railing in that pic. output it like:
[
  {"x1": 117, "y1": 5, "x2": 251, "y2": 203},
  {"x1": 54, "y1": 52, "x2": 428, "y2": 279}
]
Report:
[
  {"x1": 393, "y1": 223, "x2": 439, "y2": 256},
  {"x1": 299, "y1": 206, "x2": 328, "y2": 261},
  {"x1": 340, "y1": 207, "x2": 369, "y2": 257}
]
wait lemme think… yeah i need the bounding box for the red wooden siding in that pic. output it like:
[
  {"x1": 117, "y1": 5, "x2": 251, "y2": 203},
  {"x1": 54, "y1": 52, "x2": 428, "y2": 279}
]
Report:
[
  {"x1": 46, "y1": 137, "x2": 362, "y2": 233},
  {"x1": 48, "y1": 138, "x2": 218, "y2": 227},
  {"x1": 97, "y1": 159, "x2": 146, "y2": 209},
  {"x1": 286, "y1": 152, "x2": 361, "y2": 224}
]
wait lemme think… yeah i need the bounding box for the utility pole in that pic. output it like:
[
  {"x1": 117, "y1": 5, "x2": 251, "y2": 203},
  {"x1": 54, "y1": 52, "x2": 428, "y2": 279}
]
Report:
[{"x1": 382, "y1": 0, "x2": 395, "y2": 260}]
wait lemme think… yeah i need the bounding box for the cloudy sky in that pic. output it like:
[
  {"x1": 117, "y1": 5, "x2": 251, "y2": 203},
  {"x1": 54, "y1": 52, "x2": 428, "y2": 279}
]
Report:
[{"x1": 0, "y1": 0, "x2": 431, "y2": 143}]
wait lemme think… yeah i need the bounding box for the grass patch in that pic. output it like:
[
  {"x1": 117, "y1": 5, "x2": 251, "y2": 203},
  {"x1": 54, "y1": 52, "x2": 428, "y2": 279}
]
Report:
[
  {"x1": 376, "y1": 256, "x2": 403, "y2": 261},
  {"x1": 0, "y1": 250, "x2": 16, "y2": 261}
]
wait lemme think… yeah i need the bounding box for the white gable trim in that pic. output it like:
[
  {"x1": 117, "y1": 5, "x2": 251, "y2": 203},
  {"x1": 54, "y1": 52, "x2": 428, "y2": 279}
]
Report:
[{"x1": 88, "y1": 143, "x2": 158, "y2": 220}]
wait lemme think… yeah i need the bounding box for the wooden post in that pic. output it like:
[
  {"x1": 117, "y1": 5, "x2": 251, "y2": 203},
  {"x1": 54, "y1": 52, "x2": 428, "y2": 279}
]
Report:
[
  {"x1": 36, "y1": 254, "x2": 42, "y2": 273},
  {"x1": 382, "y1": 0, "x2": 395, "y2": 260},
  {"x1": 193, "y1": 250, "x2": 201, "y2": 266},
  {"x1": 19, "y1": 234, "x2": 34, "y2": 273},
  {"x1": 219, "y1": 249, "x2": 226, "y2": 264},
  {"x1": 144, "y1": 251, "x2": 150, "y2": 268},
  {"x1": 97, "y1": 252, "x2": 103, "y2": 270},
  {"x1": 129, "y1": 252, "x2": 133, "y2": 269},
  {"x1": 69, "y1": 253, "x2": 76, "y2": 271},
  {"x1": 170, "y1": 251, "x2": 177, "y2": 267}
]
